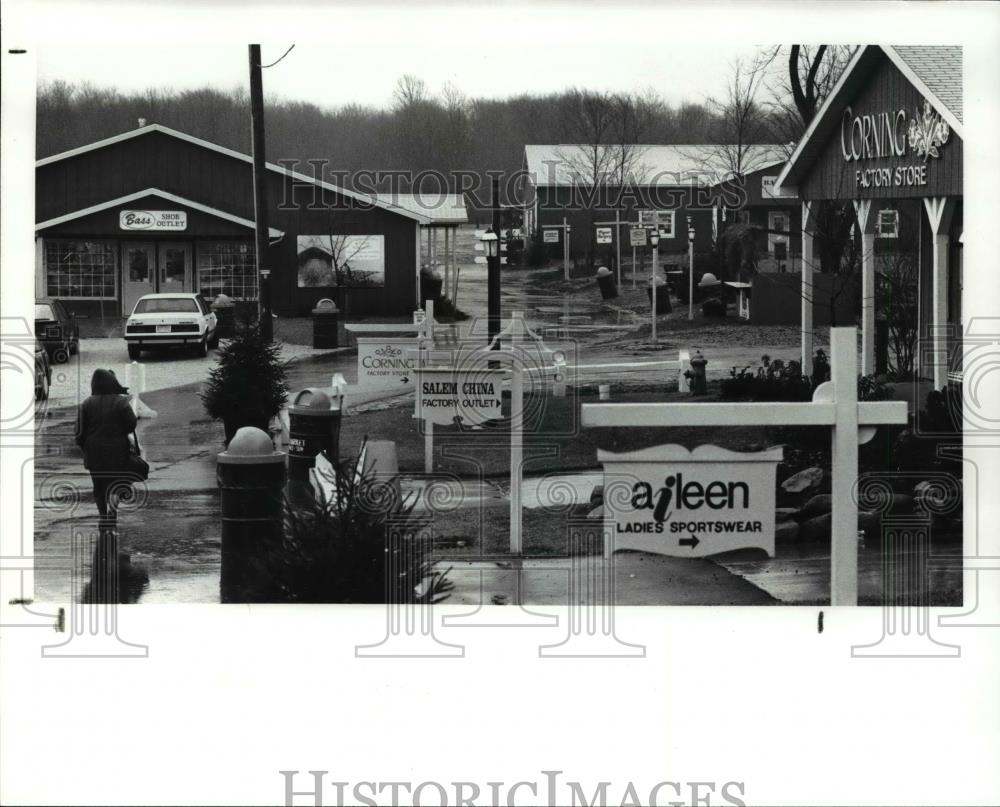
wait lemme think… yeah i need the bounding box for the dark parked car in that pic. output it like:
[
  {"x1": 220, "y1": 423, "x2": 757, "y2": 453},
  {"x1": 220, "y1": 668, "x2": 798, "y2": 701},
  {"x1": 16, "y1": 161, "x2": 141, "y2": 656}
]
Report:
[
  {"x1": 35, "y1": 298, "x2": 79, "y2": 362},
  {"x1": 35, "y1": 340, "x2": 51, "y2": 401}
]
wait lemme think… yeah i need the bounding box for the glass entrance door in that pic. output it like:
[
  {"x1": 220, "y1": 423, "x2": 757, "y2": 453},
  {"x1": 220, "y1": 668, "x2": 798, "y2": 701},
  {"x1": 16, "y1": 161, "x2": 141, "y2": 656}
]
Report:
[
  {"x1": 157, "y1": 242, "x2": 193, "y2": 293},
  {"x1": 122, "y1": 242, "x2": 155, "y2": 315}
]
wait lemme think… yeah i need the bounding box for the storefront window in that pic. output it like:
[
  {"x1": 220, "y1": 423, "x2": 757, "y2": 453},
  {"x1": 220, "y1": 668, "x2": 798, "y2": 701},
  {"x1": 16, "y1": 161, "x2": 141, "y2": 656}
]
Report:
[
  {"x1": 44, "y1": 239, "x2": 117, "y2": 299},
  {"x1": 197, "y1": 241, "x2": 258, "y2": 300}
]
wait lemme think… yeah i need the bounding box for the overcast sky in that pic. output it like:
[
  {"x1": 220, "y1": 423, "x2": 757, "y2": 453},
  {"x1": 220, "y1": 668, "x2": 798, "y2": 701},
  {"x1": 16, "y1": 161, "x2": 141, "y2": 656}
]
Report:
[{"x1": 30, "y1": 5, "x2": 780, "y2": 111}]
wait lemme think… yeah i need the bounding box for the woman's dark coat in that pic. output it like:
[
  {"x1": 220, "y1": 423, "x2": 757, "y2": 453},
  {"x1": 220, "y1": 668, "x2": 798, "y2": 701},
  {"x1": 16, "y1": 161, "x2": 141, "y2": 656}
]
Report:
[{"x1": 75, "y1": 370, "x2": 138, "y2": 472}]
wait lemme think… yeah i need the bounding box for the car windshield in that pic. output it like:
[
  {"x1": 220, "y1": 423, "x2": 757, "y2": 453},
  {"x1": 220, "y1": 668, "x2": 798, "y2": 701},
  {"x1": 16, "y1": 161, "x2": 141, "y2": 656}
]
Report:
[
  {"x1": 134, "y1": 298, "x2": 198, "y2": 314},
  {"x1": 35, "y1": 304, "x2": 54, "y2": 319}
]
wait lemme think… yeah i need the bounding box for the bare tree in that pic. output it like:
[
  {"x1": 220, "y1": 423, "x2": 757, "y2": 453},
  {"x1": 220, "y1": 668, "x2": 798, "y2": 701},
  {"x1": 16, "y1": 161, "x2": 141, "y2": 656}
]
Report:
[
  {"x1": 608, "y1": 89, "x2": 661, "y2": 185},
  {"x1": 325, "y1": 231, "x2": 372, "y2": 286},
  {"x1": 392, "y1": 74, "x2": 427, "y2": 110}
]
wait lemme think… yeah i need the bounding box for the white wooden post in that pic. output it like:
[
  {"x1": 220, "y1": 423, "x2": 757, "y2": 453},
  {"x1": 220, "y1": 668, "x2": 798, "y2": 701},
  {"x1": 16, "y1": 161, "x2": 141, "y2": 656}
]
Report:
[
  {"x1": 924, "y1": 197, "x2": 954, "y2": 388},
  {"x1": 801, "y1": 200, "x2": 815, "y2": 377},
  {"x1": 829, "y1": 327, "x2": 860, "y2": 605},
  {"x1": 631, "y1": 245, "x2": 636, "y2": 289}
]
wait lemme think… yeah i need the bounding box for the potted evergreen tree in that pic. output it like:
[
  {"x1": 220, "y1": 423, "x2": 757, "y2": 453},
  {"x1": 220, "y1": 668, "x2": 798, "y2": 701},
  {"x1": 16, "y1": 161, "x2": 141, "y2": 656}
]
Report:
[{"x1": 200, "y1": 322, "x2": 290, "y2": 445}]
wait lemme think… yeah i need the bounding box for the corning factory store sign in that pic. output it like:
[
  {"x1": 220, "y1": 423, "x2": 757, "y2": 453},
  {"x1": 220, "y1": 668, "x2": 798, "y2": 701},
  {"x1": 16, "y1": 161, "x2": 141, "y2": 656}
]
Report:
[
  {"x1": 119, "y1": 210, "x2": 188, "y2": 230},
  {"x1": 841, "y1": 99, "x2": 951, "y2": 189}
]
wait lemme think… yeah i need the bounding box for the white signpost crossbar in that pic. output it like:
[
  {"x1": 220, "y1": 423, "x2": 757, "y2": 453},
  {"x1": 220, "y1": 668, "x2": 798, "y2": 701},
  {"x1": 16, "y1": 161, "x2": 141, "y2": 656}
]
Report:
[
  {"x1": 526, "y1": 353, "x2": 690, "y2": 394},
  {"x1": 580, "y1": 328, "x2": 907, "y2": 605}
]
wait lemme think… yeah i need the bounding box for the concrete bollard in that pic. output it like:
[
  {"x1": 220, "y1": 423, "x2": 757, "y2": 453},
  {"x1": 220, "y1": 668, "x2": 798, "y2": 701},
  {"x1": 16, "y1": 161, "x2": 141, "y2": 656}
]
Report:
[{"x1": 217, "y1": 426, "x2": 286, "y2": 603}]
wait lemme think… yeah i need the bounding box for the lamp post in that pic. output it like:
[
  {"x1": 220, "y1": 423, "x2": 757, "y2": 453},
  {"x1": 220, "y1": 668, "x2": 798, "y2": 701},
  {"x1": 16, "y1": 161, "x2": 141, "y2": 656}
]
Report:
[
  {"x1": 650, "y1": 228, "x2": 660, "y2": 344},
  {"x1": 487, "y1": 176, "x2": 502, "y2": 347},
  {"x1": 687, "y1": 216, "x2": 695, "y2": 321},
  {"x1": 481, "y1": 227, "x2": 500, "y2": 346}
]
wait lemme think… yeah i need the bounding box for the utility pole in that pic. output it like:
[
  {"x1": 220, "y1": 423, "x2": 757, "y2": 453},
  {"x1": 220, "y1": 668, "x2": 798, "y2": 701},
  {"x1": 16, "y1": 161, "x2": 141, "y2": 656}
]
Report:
[
  {"x1": 488, "y1": 176, "x2": 501, "y2": 346},
  {"x1": 249, "y1": 44, "x2": 273, "y2": 341}
]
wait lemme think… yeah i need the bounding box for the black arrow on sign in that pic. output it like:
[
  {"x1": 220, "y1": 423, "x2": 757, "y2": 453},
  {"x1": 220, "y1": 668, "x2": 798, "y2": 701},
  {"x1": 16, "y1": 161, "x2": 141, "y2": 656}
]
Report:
[
  {"x1": 401, "y1": 376, "x2": 409, "y2": 383},
  {"x1": 679, "y1": 535, "x2": 700, "y2": 550}
]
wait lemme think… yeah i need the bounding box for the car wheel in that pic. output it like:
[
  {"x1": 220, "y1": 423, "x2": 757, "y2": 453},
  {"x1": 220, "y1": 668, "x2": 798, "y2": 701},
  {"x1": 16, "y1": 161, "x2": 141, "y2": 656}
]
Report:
[
  {"x1": 69, "y1": 338, "x2": 79, "y2": 356},
  {"x1": 128, "y1": 344, "x2": 141, "y2": 360},
  {"x1": 36, "y1": 370, "x2": 49, "y2": 402},
  {"x1": 208, "y1": 329, "x2": 220, "y2": 349},
  {"x1": 196, "y1": 337, "x2": 208, "y2": 358},
  {"x1": 51, "y1": 344, "x2": 70, "y2": 364}
]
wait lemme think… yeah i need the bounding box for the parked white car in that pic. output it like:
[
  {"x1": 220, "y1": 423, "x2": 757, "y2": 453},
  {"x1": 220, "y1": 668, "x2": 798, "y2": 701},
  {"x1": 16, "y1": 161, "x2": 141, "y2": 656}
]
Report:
[{"x1": 124, "y1": 293, "x2": 218, "y2": 360}]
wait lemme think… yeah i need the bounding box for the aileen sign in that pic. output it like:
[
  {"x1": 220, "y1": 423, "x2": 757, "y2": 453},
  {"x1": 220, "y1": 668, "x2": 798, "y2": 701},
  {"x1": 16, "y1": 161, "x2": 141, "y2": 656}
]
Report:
[
  {"x1": 598, "y1": 444, "x2": 782, "y2": 557},
  {"x1": 119, "y1": 210, "x2": 187, "y2": 230}
]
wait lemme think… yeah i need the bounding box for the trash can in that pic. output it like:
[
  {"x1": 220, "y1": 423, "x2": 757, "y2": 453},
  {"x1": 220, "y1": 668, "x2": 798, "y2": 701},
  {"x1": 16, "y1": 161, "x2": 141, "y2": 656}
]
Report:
[
  {"x1": 595, "y1": 266, "x2": 618, "y2": 300},
  {"x1": 216, "y1": 426, "x2": 286, "y2": 603},
  {"x1": 420, "y1": 268, "x2": 443, "y2": 305},
  {"x1": 211, "y1": 293, "x2": 236, "y2": 339},
  {"x1": 311, "y1": 298, "x2": 340, "y2": 349},
  {"x1": 645, "y1": 278, "x2": 672, "y2": 314},
  {"x1": 287, "y1": 387, "x2": 342, "y2": 503}
]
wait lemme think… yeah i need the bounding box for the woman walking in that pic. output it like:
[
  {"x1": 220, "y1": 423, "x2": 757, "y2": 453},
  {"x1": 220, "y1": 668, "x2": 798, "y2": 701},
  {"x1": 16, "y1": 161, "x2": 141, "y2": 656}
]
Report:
[{"x1": 75, "y1": 369, "x2": 139, "y2": 602}]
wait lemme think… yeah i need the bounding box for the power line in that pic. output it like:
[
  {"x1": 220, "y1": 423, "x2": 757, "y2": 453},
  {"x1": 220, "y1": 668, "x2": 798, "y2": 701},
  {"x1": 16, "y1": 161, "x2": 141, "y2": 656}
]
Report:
[{"x1": 260, "y1": 44, "x2": 295, "y2": 69}]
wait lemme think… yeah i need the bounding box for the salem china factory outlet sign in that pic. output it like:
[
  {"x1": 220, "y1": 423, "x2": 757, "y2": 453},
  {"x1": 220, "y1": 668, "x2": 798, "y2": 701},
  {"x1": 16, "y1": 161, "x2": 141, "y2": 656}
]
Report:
[{"x1": 841, "y1": 100, "x2": 950, "y2": 189}]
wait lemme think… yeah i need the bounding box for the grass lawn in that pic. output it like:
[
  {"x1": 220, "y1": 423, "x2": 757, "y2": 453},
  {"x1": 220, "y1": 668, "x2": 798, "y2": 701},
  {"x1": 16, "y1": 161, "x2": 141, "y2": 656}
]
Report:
[{"x1": 341, "y1": 384, "x2": 792, "y2": 479}]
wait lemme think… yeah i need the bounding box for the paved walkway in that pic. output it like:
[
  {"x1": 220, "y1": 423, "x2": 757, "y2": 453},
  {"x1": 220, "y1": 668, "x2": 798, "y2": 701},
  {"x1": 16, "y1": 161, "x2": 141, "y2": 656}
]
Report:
[{"x1": 43, "y1": 337, "x2": 335, "y2": 408}]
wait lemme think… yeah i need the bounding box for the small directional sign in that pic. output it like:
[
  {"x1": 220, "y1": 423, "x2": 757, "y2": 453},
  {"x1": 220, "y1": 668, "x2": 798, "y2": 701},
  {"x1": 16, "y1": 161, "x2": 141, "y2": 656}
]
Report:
[
  {"x1": 543, "y1": 230, "x2": 560, "y2": 243},
  {"x1": 629, "y1": 228, "x2": 647, "y2": 247},
  {"x1": 356, "y1": 337, "x2": 417, "y2": 390},
  {"x1": 417, "y1": 367, "x2": 505, "y2": 426},
  {"x1": 597, "y1": 444, "x2": 782, "y2": 557},
  {"x1": 596, "y1": 226, "x2": 613, "y2": 244}
]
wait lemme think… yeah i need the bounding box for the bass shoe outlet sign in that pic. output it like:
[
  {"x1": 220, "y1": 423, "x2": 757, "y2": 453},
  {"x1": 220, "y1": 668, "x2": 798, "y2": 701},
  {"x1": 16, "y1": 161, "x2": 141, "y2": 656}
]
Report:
[
  {"x1": 119, "y1": 210, "x2": 187, "y2": 230},
  {"x1": 598, "y1": 444, "x2": 783, "y2": 557}
]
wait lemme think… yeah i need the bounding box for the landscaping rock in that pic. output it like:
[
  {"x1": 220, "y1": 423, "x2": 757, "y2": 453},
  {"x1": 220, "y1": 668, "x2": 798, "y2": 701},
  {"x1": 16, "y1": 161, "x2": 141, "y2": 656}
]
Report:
[
  {"x1": 797, "y1": 494, "x2": 833, "y2": 521},
  {"x1": 794, "y1": 511, "x2": 882, "y2": 544},
  {"x1": 587, "y1": 504, "x2": 605, "y2": 520},
  {"x1": 775, "y1": 521, "x2": 800, "y2": 544},
  {"x1": 798, "y1": 512, "x2": 831, "y2": 543},
  {"x1": 781, "y1": 466, "x2": 824, "y2": 493},
  {"x1": 775, "y1": 507, "x2": 799, "y2": 523}
]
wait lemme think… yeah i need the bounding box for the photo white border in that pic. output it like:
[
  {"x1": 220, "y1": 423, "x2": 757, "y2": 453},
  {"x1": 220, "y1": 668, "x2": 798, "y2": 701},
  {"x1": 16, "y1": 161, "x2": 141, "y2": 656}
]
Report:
[{"x1": 3, "y1": 3, "x2": 999, "y2": 806}]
